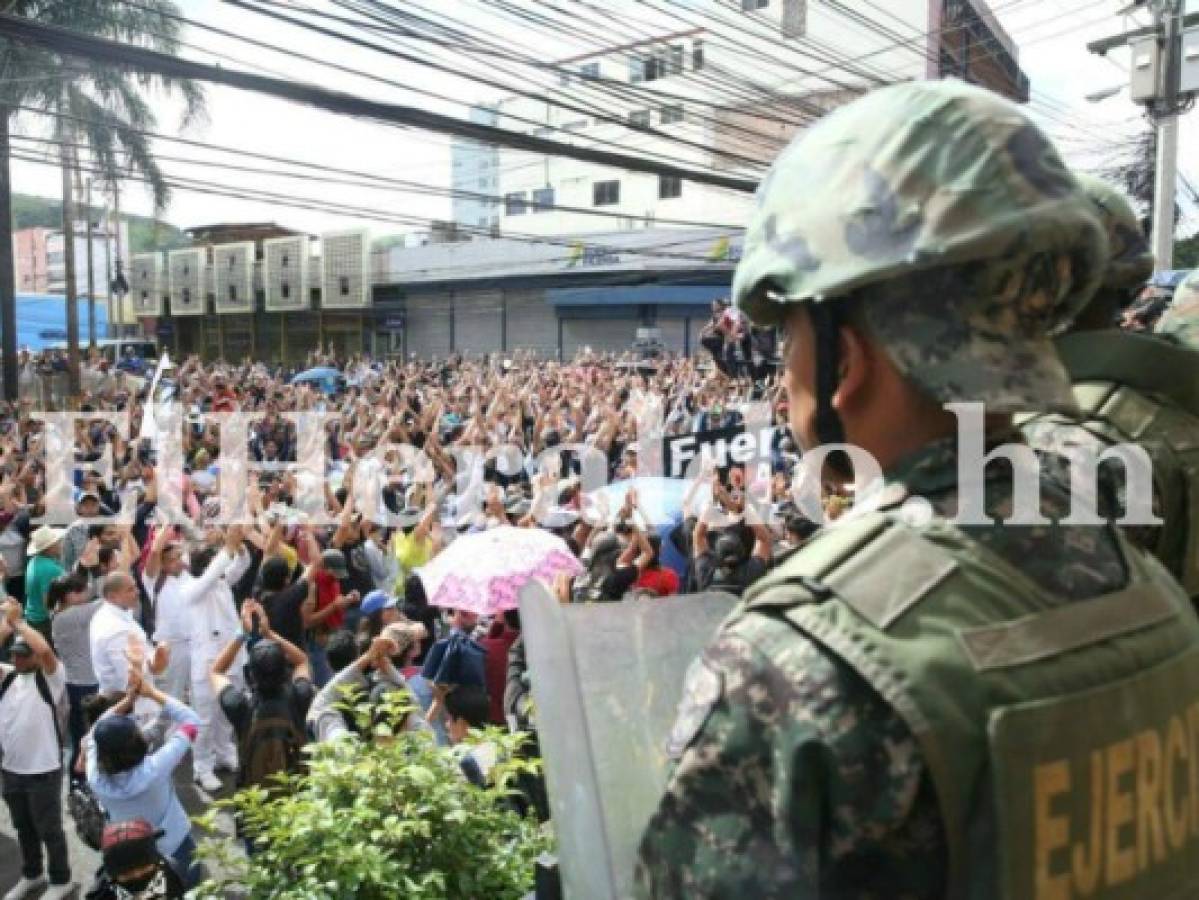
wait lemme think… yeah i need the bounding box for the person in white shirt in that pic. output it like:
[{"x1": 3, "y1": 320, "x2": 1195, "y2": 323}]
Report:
[
  {"x1": 0, "y1": 599, "x2": 76, "y2": 900},
  {"x1": 140, "y1": 526, "x2": 193, "y2": 705},
  {"x1": 179, "y1": 526, "x2": 251, "y2": 792},
  {"x1": 88, "y1": 573, "x2": 167, "y2": 729}
]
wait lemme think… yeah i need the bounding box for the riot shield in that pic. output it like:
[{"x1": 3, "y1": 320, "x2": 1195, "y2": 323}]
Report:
[{"x1": 519, "y1": 583, "x2": 738, "y2": 900}]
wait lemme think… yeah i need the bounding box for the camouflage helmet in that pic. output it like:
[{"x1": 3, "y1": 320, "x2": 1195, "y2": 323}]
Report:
[
  {"x1": 1156, "y1": 268, "x2": 1199, "y2": 349},
  {"x1": 1074, "y1": 173, "x2": 1153, "y2": 290},
  {"x1": 733, "y1": 79, "x2": 1108, "y2": 414}
]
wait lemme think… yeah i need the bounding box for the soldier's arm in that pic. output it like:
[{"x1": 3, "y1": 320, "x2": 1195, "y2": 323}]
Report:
[{"x1": 636, "y1": 613, "x2": 938, "y2": 899}]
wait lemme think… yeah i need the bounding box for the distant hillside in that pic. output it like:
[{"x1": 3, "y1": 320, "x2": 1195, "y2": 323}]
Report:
[{"x1": 11, "y1": 193, "x2": 190, "y2": 253}]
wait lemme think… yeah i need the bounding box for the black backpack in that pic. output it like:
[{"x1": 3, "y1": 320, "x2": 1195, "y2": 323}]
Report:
[{"x1": 237, "y1": 692, "x2": 307, "y2": 793}]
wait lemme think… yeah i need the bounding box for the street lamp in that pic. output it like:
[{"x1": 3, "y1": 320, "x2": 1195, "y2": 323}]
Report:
[{"x1": 1085, "y1": 84, "x2": 1126, "y2": 102}]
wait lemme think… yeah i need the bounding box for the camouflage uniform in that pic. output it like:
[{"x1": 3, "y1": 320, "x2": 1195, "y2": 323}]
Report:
[
  {"x1": 1022, "y1": 176, "x2": 1199, "y2": 596},
  {"x1": 636, "y1": 81, "x2": 1199, "y2": 899},
  {"x1": 1157, "y1": 267, "x2": 1199, "y2": 348}
]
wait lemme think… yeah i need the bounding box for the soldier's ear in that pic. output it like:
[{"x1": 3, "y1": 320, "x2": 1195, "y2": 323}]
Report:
[{"x1": 832, "y1": 323, "x2": 872, "y2": 413}]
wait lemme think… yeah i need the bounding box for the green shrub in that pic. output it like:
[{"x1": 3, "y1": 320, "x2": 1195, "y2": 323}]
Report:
[{"x1": 195, "y1": 697, "x2": 551, "y2": 899}]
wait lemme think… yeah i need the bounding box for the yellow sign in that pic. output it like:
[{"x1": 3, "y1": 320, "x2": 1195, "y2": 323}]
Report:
[{"x1": 707, "y1": 236, "x2": 730, "y2": 261}]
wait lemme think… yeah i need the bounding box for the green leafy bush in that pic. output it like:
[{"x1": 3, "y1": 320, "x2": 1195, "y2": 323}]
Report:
[{"x1": 194, "y1": 698, "x2": 551, "y2": 899}]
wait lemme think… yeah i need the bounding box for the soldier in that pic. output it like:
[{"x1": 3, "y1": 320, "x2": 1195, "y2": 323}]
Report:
[
  {"x1": 636, "y1": 80, "x2": 1199, "y2": 899},
  {"x1": 1023, "y1": 174, "x2": 1199, "y2": 601},
  {"x1": 1157, "y1": 266, "x2": 1199, "y2": 348}
]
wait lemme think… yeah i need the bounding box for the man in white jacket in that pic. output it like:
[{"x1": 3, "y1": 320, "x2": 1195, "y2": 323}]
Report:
[
  {"x1": 144, "y1": 525, "x2": 250, "y2": 792},
  {"x1": 186, "y1": 527, "x2": 251, "y2": 793}
]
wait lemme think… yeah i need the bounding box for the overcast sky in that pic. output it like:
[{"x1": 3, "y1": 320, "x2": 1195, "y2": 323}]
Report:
[{"x1": 6, "y1": 0, "x2": 1192, "y2": 237}]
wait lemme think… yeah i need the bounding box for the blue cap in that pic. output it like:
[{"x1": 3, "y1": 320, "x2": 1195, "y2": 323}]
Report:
[
  {"x1": 360, "y1": 589, "x2": 397, "y2": 616},
  {"x1": 94, "y1": 714, "x2": 142, "y2": 754}
]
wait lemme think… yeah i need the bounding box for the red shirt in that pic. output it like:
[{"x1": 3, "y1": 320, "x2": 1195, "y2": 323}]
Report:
[
  {"x1": 479, "y1": 622, "x2": 519, "y2": 726},
  {"x1": 212, "y1": 389, "x2": 238, "y2": 413},
  {"x1": 635, "y1": 567, "x2": 680, "y2": 597},
  {"x1": 314, "y1": 570, "x2": 344, "y2": 631}
]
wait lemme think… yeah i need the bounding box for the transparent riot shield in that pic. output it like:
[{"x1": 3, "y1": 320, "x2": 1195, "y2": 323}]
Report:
[{"x1": 519, "y1": 582, "x2": 738, "y2": 900}]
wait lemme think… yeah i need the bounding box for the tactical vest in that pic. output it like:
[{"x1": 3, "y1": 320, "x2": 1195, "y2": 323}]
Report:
[
  {"x1": 1052, "y1": 331, "x2": 1199, "y2": 598},
  {"x1": 741, "y1": 509, "x2": 1199, "y2": 900}
]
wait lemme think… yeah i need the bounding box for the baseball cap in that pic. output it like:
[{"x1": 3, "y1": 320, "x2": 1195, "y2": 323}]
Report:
[
  {"x1": 101, "y1": 819, "x2": 163, "y2": 878},
  {"x1": 320, "y1": 548, "x2": 350, "y2": 580},
  {"x1": 360, "y1": 589, "x2": 397, "y2": 616},
  {"x1": 94, "y1": 714, "x2": 143, "y2": 755}
]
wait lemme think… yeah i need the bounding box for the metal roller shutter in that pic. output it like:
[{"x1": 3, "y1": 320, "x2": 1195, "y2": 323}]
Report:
[
  {"x1": 406, "y1": 294, "x2": 452, "y2": 360},
  {"x1": 561, "y1": 318, "x2": 638, "y2": 360},
  {"x1": 453, "y1": 290, "x2": 503, "y2": 358},
  {"x1": 504, "y1": 289, "x2": 558, "y2": 359},
  {"x1": 657, "y1": 317, "x2": 687, "y2": 355}
]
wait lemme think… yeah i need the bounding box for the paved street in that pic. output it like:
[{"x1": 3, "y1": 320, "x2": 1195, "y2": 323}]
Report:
[{"x1": 0, "y1": 759, "x2": 238, "y2": 898}]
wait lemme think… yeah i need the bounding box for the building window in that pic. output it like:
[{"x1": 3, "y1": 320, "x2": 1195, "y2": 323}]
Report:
[
  {"x1": 282, "y1": 253, "x2": 289, "y2": 267},
  {"x1": 669, "y1": 44, "x2": 684, "y2": 75},
  {"x1": 660, "y1": 105, "x2": 683, "y2": 124},
  {"x1": 659, "y1": 175, "x2": 682, "y2": 199},
  {"x1": 580, "y1": 62, "x2": 600, "y2": 80},
  {"x1": 182, "y1": 264, "x2": 189, "y2": 276},
  {"x1": 281, "y1": 283, "x2": 290, "y2": 299},
  {"x1": 182, "y1": 288, "x2": 191, "y2": 304},
  {"x1": 628, "y1": 109, "x2": 651, "y2": 128},
  {"x1": 742, "y1": 0, "x2": 768, "y2": 8},
  {"x1": 140, "y1": 290, "x2": 148, "y2": 301},
  {"x1": 228, "y1": 256, "x2": 236, "y2": 270},
  {"x1": 782, "y1": 0, "x2": 807, "y2": 37},
  {"x1": 593, "y1": 180, "x2": 620, "y2": 206},
  {"x1": 339, "y1": 276, "x2": 350, "y2": 297},
  {"x1": 504, "y1": 191, "x2": 527, "y2": 215},
  {"x1": 532, "y1": 186, "x2": 555, "y2": 211},
  {"x1": 228, "y1": 285, "x2": 238, "y2": 302},
  {"x1": 693, "y1": 39, "x2": 704, "y2": 70},
  {"x1": 630, "y1": 57, "x2": 645, "y2": 83},
  {"x1": 645, "y1": 52, "x2": 664, "y2": 82}
]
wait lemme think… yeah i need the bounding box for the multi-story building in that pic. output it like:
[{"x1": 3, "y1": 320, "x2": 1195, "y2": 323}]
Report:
[
  {"x1": 42, "y1": 221, "x2": 130, "y2": 299},
  {"x1": 451, "y1": 105, "x2": 502, "y2": 235},
  {"x1": 12, "y1": 227, "x2": 51, "y2": 294},
  {"x1": 482, "y1": 0, "x2": 1027, "y2": 238}
]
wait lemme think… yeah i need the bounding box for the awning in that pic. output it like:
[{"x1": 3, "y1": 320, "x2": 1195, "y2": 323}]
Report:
[{"x1": 548, "y1": 283, "x2": 729, "y2": 308}]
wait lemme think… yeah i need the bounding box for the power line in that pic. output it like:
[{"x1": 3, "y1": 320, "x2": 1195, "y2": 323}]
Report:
[
  {"x1": 0, "y1": 11, "x2": 760, "y2": 192},
  {"x1": 10, "y1": 129, "x2": 745, "y2": 230},
  {"x1": 216, "y1": 0, "x2": 770, "y2": 172},
  {"x1": 110, "y1": 0, "x2": 773, "y2": 181},
  {"x1": 7, "y1": 140, "x2": 746, "y2": 266}
]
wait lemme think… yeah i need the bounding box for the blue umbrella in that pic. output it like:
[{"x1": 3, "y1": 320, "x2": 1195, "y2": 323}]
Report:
[{"x1": 290, "y1": 367, "x2": 344, "y2": 394}]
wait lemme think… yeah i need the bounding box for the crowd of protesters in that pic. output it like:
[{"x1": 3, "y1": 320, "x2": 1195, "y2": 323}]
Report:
[
  {"x1": 0, "y1": 296, "x2": 812, "y2": 898},
  {"x1": 0, "y1": 276, "x2": 1179, "y2": 897}
]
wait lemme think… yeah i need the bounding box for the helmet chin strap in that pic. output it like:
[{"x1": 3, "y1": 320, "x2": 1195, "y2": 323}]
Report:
[{"x1": 809, "y1": 304, "x2": 846, "y2": 447}]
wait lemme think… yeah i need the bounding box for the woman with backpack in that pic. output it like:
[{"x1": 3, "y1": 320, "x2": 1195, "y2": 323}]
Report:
[{"x1": 86, "y1": 668, "x2": 202, "y2": 889}]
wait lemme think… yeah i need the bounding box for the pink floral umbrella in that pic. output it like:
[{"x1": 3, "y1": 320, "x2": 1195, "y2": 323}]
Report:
[{"x1": 418, "y1": 526, "x2": 583, "y2": 615}]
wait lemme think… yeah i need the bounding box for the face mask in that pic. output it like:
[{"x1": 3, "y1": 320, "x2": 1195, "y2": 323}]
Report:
[{"x1": 115, "y1": 866, "x2": 167, "y2": 897}]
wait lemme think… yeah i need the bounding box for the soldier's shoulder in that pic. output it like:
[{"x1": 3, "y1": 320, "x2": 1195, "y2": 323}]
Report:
[{"x1": 709, "y1": 600, "x2": 882, "y2": 729}]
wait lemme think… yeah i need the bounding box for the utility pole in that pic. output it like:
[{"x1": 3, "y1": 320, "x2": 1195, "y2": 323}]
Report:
[
  {"x1": 102, "y1": 201, "x2": 112, "y2": 337},
  {"x1": 1151, "y1": 0, "x2": 1183, "y2": 270},
  {"x1": 85, "y1": 178, "x2": 96, "y2": 348},
  {"x1": 58, "y1": 97, "x2": 80, "y2": 400},
  {"x1": 1089, "y1": 1, "x2": 1197, "y2": 273},
  {"x1": 0, "y1": 107, "x2": 18, "y2": 402}
]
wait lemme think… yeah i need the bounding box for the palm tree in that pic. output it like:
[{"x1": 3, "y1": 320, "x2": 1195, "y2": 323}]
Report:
[{"x1": 0, "y1": 0, "x2": 204, "y2": 401}]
